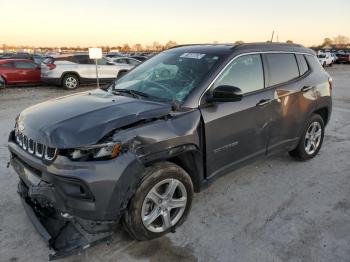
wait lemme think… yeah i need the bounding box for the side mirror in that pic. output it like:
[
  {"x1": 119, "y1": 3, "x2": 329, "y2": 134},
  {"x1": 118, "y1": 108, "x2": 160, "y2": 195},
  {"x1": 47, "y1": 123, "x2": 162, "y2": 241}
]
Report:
[
  {"x1": 107, "y1": 61, "x2": 115, "y2": 65},
  {"x1": 206, "y1": 85, "x2": 243, "y2": 103}
]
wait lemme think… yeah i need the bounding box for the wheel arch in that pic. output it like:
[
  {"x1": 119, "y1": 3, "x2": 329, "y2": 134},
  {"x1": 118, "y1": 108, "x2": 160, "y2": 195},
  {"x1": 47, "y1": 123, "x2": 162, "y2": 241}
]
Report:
[
  {"x1": 313, "y1": 107, "x2": 329, "y2": 126},
  {"x1": 142, "y1": 145, "x2": 205, "y2": 193}
]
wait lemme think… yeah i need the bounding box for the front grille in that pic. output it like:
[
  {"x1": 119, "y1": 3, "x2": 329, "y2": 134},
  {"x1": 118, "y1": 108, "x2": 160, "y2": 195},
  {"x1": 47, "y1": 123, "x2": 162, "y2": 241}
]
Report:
[{"x1": 15, "y1": 130, "x2": 57, "y2": 161}]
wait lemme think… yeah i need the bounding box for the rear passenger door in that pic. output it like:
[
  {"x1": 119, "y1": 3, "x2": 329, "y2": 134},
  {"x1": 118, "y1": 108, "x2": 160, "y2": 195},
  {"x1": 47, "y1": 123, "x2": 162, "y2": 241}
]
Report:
[
  {"x1": 264, "y1": 53, "x2": 316, "y2": 153},
  {"x1": 13, "y1": 61, "x2": 40, "y2": 83},
  {"x1": 74, "y1": 55, "x2": 95, "y2": 79},
  {"x1": 0, "y1": 62, "x2": 16, "y2": 83},
  {"x1": 200, "y1": 54, "x2": 276, "y2": 178}
]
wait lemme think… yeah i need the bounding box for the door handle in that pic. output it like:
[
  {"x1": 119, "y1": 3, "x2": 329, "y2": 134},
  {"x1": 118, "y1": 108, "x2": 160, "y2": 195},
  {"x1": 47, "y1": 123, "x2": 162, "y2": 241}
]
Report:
[
  {"x1": 301, "y1": 86, "x2": 313, "y2": 92},
  {"x1": 256, "y1": 99, "x2": 272, "y2": 107}
]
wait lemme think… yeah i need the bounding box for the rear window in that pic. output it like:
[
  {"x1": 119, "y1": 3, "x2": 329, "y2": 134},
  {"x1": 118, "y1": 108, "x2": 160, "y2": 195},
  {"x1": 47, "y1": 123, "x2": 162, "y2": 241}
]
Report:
[
  {"x1": 43, "y1": 57, "x2": 55, "y2": 64},
  {"x1": 265, "y1": 53, "x2": 299, "y2": 86},
  {"x1": 296, "y1": 54, "x2": 309, "y2": 75}
]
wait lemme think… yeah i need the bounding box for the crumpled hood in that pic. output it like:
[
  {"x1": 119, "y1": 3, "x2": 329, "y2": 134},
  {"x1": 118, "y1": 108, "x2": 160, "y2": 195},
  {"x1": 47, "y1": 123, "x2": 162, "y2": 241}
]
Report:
[{"x1": 17, "y1": 89, "x2": 172, "y2": 148}]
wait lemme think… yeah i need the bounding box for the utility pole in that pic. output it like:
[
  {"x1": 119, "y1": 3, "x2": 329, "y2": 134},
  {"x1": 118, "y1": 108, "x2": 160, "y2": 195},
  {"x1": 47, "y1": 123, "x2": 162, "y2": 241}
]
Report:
[
  {"x1": 95, "y1": 59, "x2": 100, "y2": 88},
  {"x1": 270, "y1": 30, "x2": 275, "y2": 42}
]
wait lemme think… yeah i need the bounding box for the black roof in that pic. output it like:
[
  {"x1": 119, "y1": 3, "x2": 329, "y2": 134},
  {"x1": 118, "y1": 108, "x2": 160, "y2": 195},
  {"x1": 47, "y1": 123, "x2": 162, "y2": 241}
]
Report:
[{"x1": 169, "y1": 43, "x2": 315, "y2": 56}]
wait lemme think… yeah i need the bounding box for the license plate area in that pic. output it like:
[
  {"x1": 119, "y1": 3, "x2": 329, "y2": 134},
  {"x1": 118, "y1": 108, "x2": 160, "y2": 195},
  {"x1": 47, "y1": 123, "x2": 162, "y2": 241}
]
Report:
[{"x1": 12, "y1": 157, "x2": 41, "y2": 187}]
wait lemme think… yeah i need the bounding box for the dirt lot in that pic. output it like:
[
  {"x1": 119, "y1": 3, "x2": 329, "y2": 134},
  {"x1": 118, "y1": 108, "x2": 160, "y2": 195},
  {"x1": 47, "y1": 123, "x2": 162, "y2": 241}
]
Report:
[{"x1": 0, "y1": 65, "x2": 349, "y2": 262}]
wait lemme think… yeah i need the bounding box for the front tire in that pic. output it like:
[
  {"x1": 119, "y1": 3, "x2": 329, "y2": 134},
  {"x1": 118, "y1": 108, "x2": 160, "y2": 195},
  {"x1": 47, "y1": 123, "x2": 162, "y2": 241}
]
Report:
[
  {"x1": 62, "y1": 74, "x2": 79, "y2": 90},
  {"x1": 123, "y1": 162, "x2": 193, "y2": 240},
  {"x1": 289, "y1": 114, "x2": 325, "y2": 161}
]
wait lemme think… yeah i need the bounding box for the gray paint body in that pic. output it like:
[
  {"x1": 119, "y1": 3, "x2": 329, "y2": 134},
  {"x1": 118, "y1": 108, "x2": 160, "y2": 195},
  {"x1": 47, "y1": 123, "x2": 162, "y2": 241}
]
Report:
[{"x1": 8, "y1": 43, "x2": 332, "y2": 258}]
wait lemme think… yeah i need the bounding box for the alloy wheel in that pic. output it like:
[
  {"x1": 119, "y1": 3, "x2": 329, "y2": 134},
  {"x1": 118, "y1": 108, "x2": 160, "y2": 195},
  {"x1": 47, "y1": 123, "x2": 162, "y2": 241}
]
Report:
[
  {"x1": 141, "y1": 178, "x2": 187, "y2": 233},
  {"x1": 304, "y1": 121, "x2": 322, "y2": 155},
  {"x1": 65, "y1": 77, "x2": 78, "y2": 89}
]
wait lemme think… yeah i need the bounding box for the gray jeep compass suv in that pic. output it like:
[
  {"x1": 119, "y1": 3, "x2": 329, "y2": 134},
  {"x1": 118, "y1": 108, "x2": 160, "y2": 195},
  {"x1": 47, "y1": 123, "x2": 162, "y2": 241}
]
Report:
[{"x1": 8, "y1": 43, "x2": 332, "y2": 259}]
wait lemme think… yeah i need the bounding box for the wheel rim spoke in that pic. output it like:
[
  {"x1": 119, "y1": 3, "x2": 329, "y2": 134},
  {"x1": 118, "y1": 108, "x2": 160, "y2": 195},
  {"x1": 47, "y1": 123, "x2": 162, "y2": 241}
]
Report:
[
  {"x1": 161, "y1": 209, "x2": 172, "y2": 230},
  {"x1": 147, "y1": 189, "x2": 163, "y2": 204},
  {"x1": 168, "y1": 197, "x2": 187, "y2": 208},
  {"x1": 164, "y1": 179, "x2": 178, "y2": 199},
  {"x1": 143, "y1": 208, "x2": 161, "y2": 226}
]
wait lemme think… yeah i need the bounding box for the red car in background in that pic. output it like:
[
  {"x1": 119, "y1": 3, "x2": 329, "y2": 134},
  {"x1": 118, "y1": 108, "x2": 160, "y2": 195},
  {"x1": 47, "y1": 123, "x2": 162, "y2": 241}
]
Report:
[{"x1": 0, "y1": 59, "x2": 41, "y2": 85}]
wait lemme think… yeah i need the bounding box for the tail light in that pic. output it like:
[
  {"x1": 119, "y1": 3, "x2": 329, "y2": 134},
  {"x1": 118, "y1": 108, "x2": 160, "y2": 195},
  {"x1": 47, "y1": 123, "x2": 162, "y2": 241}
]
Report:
[
  {"x1": 328, "y1": 77, "x2": 333, "y2": 90},
  {"x1": 47, "y1": 63, "x2": 56, "y2": 70}
]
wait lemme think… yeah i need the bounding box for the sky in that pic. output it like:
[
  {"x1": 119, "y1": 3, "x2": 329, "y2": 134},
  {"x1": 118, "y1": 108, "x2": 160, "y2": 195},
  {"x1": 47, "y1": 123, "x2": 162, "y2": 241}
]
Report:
[{"x1": 1, "y1": 0, "x2": 349, "y2": 47}]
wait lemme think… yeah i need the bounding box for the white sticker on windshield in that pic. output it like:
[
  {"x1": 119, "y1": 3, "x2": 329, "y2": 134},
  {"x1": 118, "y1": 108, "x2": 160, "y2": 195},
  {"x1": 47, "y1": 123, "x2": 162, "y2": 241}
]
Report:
[{"x1": 180, "y1": 53, "x2": 206, "y2": 59}]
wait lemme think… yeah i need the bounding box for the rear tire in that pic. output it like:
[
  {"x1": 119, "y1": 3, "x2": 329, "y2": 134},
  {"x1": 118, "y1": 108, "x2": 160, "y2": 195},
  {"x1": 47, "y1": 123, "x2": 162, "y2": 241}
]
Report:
[
  {"x1": 62, "y1": 74, "x2": 79, "y2": 90},
  {"x1": 289, "y1": 114, "x2": 325, "y2": 161},
  {"x1": 123, "y1": 162, "x2": 193, "y2": 241}
]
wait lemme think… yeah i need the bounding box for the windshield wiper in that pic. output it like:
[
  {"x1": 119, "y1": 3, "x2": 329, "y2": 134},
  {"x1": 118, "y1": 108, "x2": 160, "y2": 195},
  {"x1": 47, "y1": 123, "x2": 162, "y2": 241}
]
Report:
[
  {"x1": 112, "y1": 88, "x2": 180, "y2": 110},
  {"x1": 112, "y1": 89, "x2": 150, "y2": 99}
]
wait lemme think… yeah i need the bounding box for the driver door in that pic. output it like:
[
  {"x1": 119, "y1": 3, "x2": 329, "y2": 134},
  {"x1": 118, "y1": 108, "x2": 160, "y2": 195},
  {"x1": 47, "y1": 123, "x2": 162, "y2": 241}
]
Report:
[{"x1": 200, "y1": 54, "x2": 276, "y2": 178}]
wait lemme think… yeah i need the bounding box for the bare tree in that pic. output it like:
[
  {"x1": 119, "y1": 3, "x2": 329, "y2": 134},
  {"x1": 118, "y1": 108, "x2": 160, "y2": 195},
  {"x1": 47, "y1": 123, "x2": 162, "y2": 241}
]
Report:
[
  {"x1": 121, "y1": 44, "x2": 131, "y2": 52},
  {"x1": 152, "y1": 41, "x2": 163, "y2": 51},
  {"x1": 322, "y1": 38, "x2": 333, "y2": 47},
  {"x1": 165, "y1": 40, "x2": 178, "y2": 49},
  {"x1": 135, "y1": 43, "x2": 143, "y2": 51},
  {"x1": 333, "y1": 35, "x2": 349, "y2": 48}
]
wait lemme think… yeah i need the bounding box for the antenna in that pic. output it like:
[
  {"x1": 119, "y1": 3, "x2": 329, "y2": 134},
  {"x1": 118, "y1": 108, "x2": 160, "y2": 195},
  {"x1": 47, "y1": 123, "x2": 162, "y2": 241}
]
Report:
[{"x1": 270, "y1": 30, "x2": 275, "y2": 42}]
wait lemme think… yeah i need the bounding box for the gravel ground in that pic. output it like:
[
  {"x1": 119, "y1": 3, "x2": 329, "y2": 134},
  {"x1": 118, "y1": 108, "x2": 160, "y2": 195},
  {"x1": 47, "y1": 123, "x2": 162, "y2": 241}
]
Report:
[{"x1": 0, "y1": 65, "x2": 349, "y2": 262}]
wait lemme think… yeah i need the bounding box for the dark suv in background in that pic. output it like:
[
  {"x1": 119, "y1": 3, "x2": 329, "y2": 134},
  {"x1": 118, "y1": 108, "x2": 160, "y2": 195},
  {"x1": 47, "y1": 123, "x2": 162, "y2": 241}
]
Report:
[{"x1": 8, "y1": 43, "x2": 332, "y2": 259}]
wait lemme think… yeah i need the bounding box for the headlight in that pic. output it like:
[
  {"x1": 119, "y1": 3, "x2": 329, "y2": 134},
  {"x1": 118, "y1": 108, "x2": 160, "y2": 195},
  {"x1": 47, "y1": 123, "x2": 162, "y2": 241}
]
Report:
[{"x1": 68, "y1": 142, "x2": 122, "y2": 161}]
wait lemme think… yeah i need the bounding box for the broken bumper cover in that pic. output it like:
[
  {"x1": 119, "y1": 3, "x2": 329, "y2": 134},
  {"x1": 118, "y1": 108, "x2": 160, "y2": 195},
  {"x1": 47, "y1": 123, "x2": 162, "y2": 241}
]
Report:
[{"x1": 18, "y1": 181, "x2": 112, "y2": 260}]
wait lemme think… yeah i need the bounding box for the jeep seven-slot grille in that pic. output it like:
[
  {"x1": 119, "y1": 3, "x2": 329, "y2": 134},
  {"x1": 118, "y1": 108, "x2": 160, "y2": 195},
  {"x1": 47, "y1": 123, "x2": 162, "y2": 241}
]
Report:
[{"x1": 15, "y1": 130, "x2": 57, "y2": 161}]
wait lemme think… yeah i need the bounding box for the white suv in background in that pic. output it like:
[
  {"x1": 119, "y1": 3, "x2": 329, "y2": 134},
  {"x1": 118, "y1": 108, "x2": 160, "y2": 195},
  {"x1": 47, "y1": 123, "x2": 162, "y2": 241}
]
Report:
[
  {"x1": 41, "y1": 54, "x2": 132, "y2": 89},
  {"x1": 317, "y1": 52, "x2": 333, "y2": 67}
]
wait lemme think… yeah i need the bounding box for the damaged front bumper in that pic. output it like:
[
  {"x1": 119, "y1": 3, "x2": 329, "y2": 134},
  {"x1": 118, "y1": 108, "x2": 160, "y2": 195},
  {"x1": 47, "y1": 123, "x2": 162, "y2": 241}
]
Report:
[
  {"x1": 8, "y1": 132, "x2": 146, "y2": 259},
  {"x1": 18, "y1": 181, "x2": 112, "y2": 260}
]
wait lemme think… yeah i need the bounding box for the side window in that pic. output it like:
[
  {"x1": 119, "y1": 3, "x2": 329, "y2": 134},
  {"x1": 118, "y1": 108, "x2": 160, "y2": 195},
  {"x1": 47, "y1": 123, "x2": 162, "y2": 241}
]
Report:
[
  {"x1": 14, "y1": 62, "x2": 37, "y2": 69},
  {"x1": 56, "y1": 56, "x2": 75, "y2": 63},
  {"x1": 74, "y1": 55, "x2": 91, "y2": 64},
  {"x1": 96, "y1": 58, "x2": 109, "y2": 65},
  {"x1": 296, "y1": 54, "x2": 309, "y2": 75},
  {"x1": 265, "y1": 53, "x2": 299, "y2": 86},
  {"x1": 0, "y1": 62, "x2": 13, "y2": 68},
  {"x1": 129, "y1": 59, "x2": 140, "y2": 66},
  {"x1": 212, "y1": 54, "x2": 264, "y2": 94},
  {"x1": 115, "y1": 58, "x2": 125, "y2": 64}
]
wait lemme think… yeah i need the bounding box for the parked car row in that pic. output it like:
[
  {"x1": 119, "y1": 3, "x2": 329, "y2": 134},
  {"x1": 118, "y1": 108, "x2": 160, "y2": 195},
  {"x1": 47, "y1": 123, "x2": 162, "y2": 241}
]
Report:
[
  {"x1": 336, "y1": 53, "x2": 350, "y2": 64},
  {"x1": 0, "y1": 53, "x2": 136, "y2": 89},
  {"x1": 0, "y1": 53, "x2": 46, "y2": 64},
  {"x1": 316, "y1": 51, "x2": 350, "y2": 67}
]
